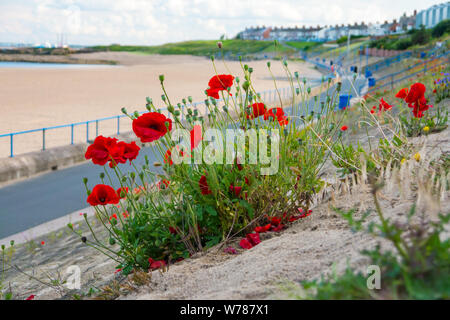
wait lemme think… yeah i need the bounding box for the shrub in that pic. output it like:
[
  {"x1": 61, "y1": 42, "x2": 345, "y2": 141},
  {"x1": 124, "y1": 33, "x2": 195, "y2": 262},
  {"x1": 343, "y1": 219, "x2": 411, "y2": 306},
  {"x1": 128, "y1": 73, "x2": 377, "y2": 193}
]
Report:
[{"x1": 431, "y1": 19, "x2": 450, "y2": 38}]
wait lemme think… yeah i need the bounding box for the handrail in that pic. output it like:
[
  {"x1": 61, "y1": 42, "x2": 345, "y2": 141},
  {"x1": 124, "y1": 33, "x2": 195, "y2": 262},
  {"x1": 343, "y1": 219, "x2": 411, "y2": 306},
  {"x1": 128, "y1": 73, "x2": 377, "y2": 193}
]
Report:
[{"x1": 0, "y1": 85, "x2": 305, "y2": 157}]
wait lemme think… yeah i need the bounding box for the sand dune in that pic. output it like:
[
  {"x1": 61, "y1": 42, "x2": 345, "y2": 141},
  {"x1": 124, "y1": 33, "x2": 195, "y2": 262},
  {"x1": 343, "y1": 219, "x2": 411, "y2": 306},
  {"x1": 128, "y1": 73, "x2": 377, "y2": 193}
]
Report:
[{"x1": 0, "y1": 52, "x2": 322, "y2": 157}]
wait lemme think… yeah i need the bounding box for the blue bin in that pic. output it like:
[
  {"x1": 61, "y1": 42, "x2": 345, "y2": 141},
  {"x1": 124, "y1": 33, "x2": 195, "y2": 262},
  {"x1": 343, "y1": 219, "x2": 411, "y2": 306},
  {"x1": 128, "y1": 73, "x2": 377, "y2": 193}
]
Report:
[
  {"x1": 368, "y1": 77, "x2": 376, "y2": 87},
  {"x1": 365, "y1": 70, "x2": 372, "y2": 78},
  {"x1": 350, "y1": 66, "x2": 354, "y2": 72},
  {"x1": 339, "y1": 94, "x2": 352, "y2": 109},
  {"x1": 420, "y1": 52, "x2": 426, "y2": 58}
]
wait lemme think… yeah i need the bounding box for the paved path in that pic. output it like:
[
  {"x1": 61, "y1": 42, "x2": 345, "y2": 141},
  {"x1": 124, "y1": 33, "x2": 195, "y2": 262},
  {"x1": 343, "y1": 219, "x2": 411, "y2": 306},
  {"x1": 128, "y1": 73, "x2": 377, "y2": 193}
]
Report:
[{"x1": 0, "y1": 76, "x2": 366, "y2": 239}]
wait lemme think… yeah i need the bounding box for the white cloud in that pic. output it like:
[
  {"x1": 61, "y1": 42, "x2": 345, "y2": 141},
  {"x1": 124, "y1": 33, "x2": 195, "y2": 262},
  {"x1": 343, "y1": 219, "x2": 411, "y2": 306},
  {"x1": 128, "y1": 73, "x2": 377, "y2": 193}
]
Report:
[{"x1": 0, "y1": 0, "x2": 445, "y2": 45}]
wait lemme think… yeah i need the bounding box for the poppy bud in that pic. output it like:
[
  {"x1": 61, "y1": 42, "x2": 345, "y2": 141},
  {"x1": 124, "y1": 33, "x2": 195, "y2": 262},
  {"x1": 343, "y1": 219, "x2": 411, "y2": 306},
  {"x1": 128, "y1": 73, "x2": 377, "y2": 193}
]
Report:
[
  {"x1": 159, "y1": 74, "x2": 164, "y2": 83},
  {"x1": 283, "y1": 60, "x2": 288, "y2": 67},
  {"x1": 210, "y1": 55, "x2": 214, "y2": 61},
  {"x1": 67, "y1": 223, "x2": 73, "y2": 230},
  {"x1": 235, "y1": 76, "x2": 240, "y2": 83},
  {"x1": 294, "y1": 71, "x2": 299, "y2": 79},
  {"x1": 130, "y1": 172, "x2": 136, "y2": 179},
  {"x1": 188, "y1": 96, "x2": 193, "y2": 103},
  {"x1": 217, "y1": 41, "x2": 222, "y2": 49},
  {"x1": 307, "y1": 87, "x2": 311, "y2": 94},
  {"x1": 83, "y1": 177, "x2": 88, "y2": 185},
  {"x1": 267, "y1": 61, "x2": 271, "y2": 68},
  {"x1": 109, "y1": 238, "x2": 116, "y2": 245},
  {"x1": 244, "y1": 64, "x2": 249, "y2": 71},
  {"x1": 249, "y1": 67, "x2": 253, "y2": 73},
  {"x1": 99, "y1": 172, "x2": 105, "y2": 179},
  {"x1": 133, "y1": 111, "x2": 140, "y2": 118},
  {"x1": 242, "y1": 81, "x2": 250, "y2": 91},
  {"x1": 1, "y1": 245, "x2": 5, "y2": 251},
  {"x1": 121, "y1": 107, "x2": 128, "y2": 115},
  {"x1": 81, "y1": 236, "x2": 87, "y2": 243},
  {"x1": 239, "y1": 56, "x2": 242, "y2": 62},
  {"x1": 182, "y1": 98, "x2": 187, "y2": 105}
]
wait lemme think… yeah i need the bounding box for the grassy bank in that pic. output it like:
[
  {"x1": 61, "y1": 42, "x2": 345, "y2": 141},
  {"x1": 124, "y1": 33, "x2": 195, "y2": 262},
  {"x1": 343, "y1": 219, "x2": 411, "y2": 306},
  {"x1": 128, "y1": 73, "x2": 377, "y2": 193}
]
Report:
[{"x1": 91, "y1": 39, "x2": 316, "y2": 57}]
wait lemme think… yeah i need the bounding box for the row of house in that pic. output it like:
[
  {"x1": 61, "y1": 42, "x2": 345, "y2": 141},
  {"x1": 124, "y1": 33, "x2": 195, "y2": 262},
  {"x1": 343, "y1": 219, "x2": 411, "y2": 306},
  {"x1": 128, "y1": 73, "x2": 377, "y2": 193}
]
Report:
[{"x1": 238, "y1": 2, "x2": 449, "y2": 42}]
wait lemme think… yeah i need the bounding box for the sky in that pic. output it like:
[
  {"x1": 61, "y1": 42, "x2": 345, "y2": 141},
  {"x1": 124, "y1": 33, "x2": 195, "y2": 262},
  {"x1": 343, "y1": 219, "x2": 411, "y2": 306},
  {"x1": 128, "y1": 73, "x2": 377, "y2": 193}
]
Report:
[{"x1": 0, "y1": 0, "x2": 446, "y2": 46}]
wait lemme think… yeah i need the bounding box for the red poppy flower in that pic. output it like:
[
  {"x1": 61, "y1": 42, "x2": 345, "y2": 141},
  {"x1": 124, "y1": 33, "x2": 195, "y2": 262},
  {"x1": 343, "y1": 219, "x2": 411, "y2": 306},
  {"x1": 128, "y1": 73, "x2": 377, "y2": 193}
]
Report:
[
  {"x1": 277, "y1": 115, "x2": 289, "y2": 126},
  {"x1": 206, "y1": 74, "x2": 234, "y2": 99},
  {"x1": 109, "y1": 213, "x2": 118, "y2": 222},
  {"x1": 168, "y1": 227, "x2": 178, "y2": 235},
  {"x1": 240, "y1": 238, "x2": 253, "y2": 249},
  {"x1": 164, "y1": 147, "x2": 187, "y2": 166},
  {"x1": 164, "y1": 149, "x2": 174, "y2": 166},
  {"x1": 85, "y1": 135, "x2": 118, "y2": 166},
  {"x1": 271, "y1": 224, "x2": 285, "y2": 232},
  {"x1": 132, "y1": 112, "x2": 172, "y2": 143},
  {"x1": 114, "y1": 268, "x2": 122, "y2": 274},
  {"x1": 244, "y1": 177, "x2": 250, "y2": 185},
  {"x1": 190, "y1": 125, "x2": 203, "y2": 150},
  {"x1": 122, "y1": 141, "x2": 140, "y2": 163},
  {"x1": 246, "y1": 103, "x2": 267, "y2": 119},
  {"x1": 271, "y1": 216, "x2": 282, "y2": 226},
  {"x1": 378, "y1": 98, "x2": 392, "y2": 112},
  {"x1": 229, "y1": 184, "x2": 242, "y2": 197},
  {"x1": 41, "y1": 241, "x2": 45, "y2": 245},
  {"x1": 224, "y1": 247, "x2": 237, "y2": 254},
  {"x1": 254, "y1": 223, "x2": 272, "y2": 233},
  {"x1": 264, "y1": 107, "x2": 284, "y2": 121},
  {"x1": 246, "y1": 233, "x2": 261, "y2": 246},
  {"x1": 340, "y1": 125, "x2": 348, "y2": 131},
  {"x1": 157, "y1": 179, "x2": 170, "y2": 190},
  {"x1": 122, "y1": 211, "x2": 129, "y2": 218},
  {"x1": 370, "y1": 110, "x2": 375, "y2": 114},
  {"x1": 234, "y1": 158, "x2": 243, "y2": 171},
  {"x1": 87, "y1": 184, "x2": 121, "y2": 206},
  {"x1": 116, "y1": 187, "x2": 128, "y2": 198},
  {"x1": 405, "y1": 83, "x2": 426, "y2": 104},
  {"x1": 25, "y1": 295, "x2": 35, "y2": 300},
  {"x1": 107, "y1": 141, "x2": 126, "y2": 167},
  {"x1": 148, "y1": 258, "x2": 166, "y2": 270},
  {"x1": 199, "y1": 175, "x2": 212, "y2": 195},
  {"x1": 395, "y1": 88, "x2": 408, "y2": 99}
]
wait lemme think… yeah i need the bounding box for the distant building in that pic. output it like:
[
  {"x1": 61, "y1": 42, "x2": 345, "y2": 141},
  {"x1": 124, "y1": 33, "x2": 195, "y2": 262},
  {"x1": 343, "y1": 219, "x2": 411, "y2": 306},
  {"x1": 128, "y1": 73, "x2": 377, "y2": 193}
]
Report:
[
  {"x1": 238, "y1": 3, "x2": 449, "y2": 43},
  {"x1": 415, "y1": 2, "x2": 450, "y2": 28}
]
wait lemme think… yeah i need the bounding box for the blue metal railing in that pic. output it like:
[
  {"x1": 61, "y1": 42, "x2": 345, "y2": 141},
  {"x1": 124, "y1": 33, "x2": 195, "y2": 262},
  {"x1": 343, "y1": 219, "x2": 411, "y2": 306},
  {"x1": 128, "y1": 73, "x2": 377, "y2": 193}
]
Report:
[
  {"x1": 1, "y1": 85, "x2": 306, "y2": 158},
  {"x1": 367, "y1": 51, "x2": 449, "y2": 93}
]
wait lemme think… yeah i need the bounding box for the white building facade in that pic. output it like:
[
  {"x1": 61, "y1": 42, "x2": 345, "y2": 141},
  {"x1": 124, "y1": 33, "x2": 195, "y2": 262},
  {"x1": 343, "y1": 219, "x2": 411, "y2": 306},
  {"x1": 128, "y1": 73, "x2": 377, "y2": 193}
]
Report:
[{"x1": 415, "y1": 2, "x2": 450, "y2": 28}]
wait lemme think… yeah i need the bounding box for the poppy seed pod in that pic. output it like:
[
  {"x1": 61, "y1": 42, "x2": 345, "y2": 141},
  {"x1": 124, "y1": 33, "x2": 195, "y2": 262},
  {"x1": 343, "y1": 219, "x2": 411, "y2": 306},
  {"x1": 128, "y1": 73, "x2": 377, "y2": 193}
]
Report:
[
  {"x1": 159, "y1": 74, "x2": 164, "y2": 82},
  {"x1": 217, "y1": 41, "x2": 222, "y2": 49},
  {"x1": 81, "y1": 236, "x2": 87, "y2": 243}
]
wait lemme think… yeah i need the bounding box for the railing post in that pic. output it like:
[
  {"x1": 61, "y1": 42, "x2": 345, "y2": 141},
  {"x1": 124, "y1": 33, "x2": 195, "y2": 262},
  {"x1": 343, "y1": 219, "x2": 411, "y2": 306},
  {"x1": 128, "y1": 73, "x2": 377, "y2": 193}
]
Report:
[
  {"x1": 10, "y1": 134, "x2": 13, "y2": 158},
  {"x1": 86, "y1": 121, "x2": 89, "y2": 143},
  {"x1": 71, "y1": 124, "x2": 74, "y2": 145},
  {"x1": 117, "y1": 116, "x2": 120, "y2": 135},
  {"x1": 95, "y1": 120, "x2": 99, "y2": 137},
  {"x1": 42, "y1": 128, "x2": 46, "y2": 151}
]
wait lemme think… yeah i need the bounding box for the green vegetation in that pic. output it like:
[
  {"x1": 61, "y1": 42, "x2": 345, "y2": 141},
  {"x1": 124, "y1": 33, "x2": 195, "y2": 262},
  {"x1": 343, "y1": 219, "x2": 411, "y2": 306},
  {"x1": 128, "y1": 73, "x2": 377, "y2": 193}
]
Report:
[
  {"x1": 336, "y1": 35, "x2": 367, "y2": 45},
  {"x1": 284, "y1": 41, "x2": 321, "y2": 51},
  {"x1": 369, "y1": 21, "x2": 450, "y2": 51},
  {"x1": 287, "y1": 199, "x2": 450, "y2": 300},
  {"x1": 92, "y1": 39, "x2": 304, "y2": 57}
]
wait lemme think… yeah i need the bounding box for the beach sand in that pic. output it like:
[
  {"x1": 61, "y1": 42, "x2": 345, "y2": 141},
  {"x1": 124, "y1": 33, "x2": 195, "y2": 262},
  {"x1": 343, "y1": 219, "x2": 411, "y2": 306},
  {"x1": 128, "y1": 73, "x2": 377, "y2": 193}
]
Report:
[{"x1": 0, "y1": 52, "x2": 322, "y2": 157}]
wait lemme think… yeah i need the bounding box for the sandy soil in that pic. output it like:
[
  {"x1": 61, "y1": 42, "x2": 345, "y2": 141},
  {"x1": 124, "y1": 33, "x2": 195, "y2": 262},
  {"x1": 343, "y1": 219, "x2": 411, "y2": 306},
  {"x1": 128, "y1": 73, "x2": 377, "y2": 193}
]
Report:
[{"x1": 0, "y1": 52, "x2": 321, "y2": 157}]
